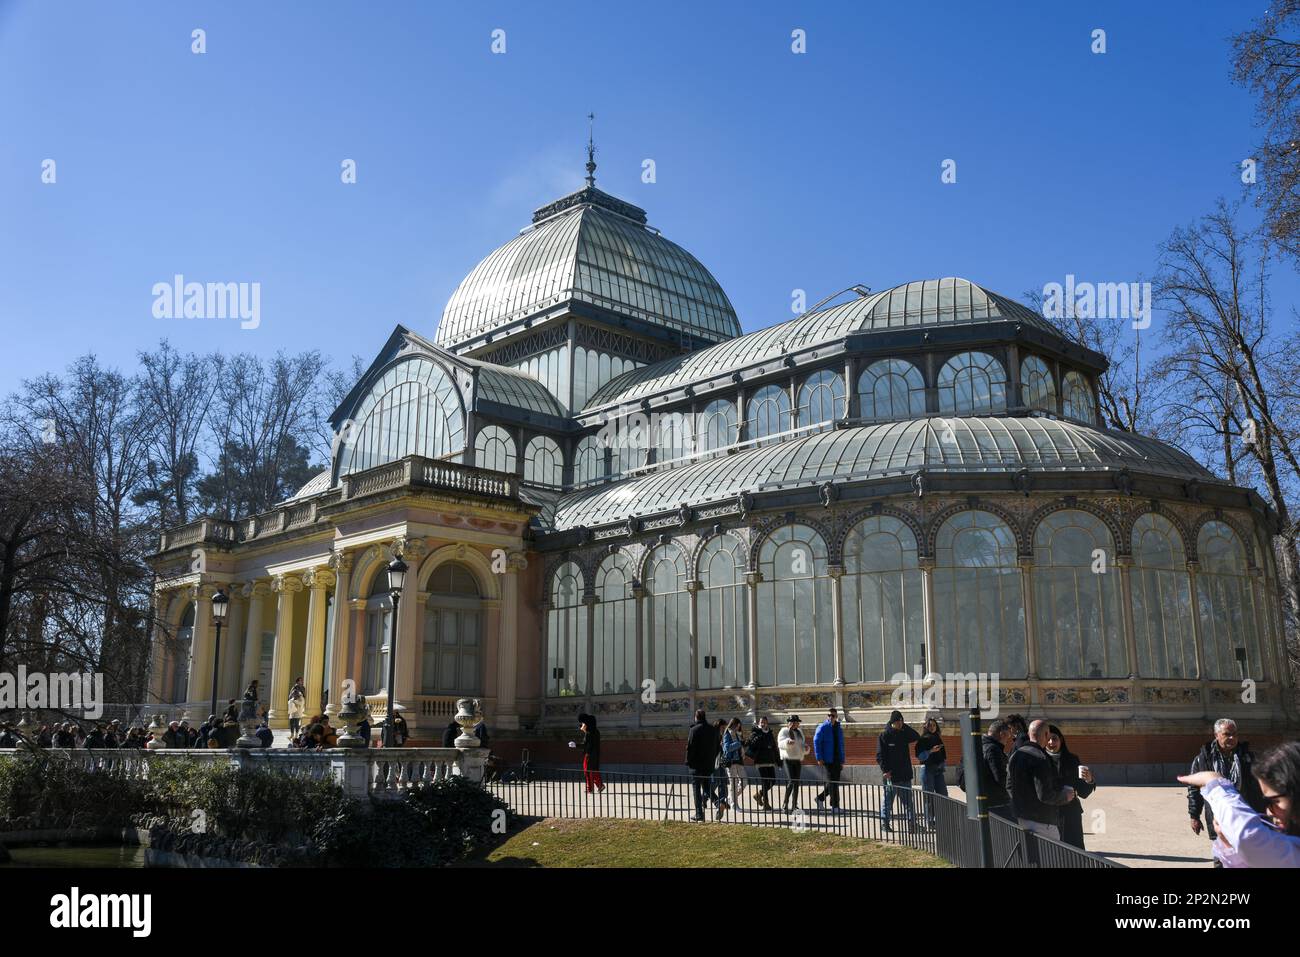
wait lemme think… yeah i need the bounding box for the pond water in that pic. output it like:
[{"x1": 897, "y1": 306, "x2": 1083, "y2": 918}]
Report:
[{"x1": 0, "y1": 844, "x2": 148, "y2": 868}]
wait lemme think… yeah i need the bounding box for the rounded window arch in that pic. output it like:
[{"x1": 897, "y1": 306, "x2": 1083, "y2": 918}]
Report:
[
  {"x1": 547, "y1": 562, "x2": 587, "y2": 697},
  {"x1": 858, "y1": 359, "x2": 926, "y2": 422},
  {"x1": 1020, "y1": 355, "x2": 1056, "y2": 414},
  {"x1": 697, "y1": 533, "x2": 749, "y2": 689},
  {"x1": 644, "y1": 542, "x2": 690, "y2": 692},
  {"x1": 1062, "y1": 371, "x2": 1096, "y2": 424},
  {"x1": 842, "y1": 515, "x2": 924, "y2": 682},
  {"x1": 341, "y1": 357, "x2": 465, "y2": 476},
  {"x1": 573, "y1": 434, "x2": 607, "y2": 487},
  {"x1": 937, "y1": 352, "x2": 1007, "y2": 415},
  {"x1": 796, "y1": 369, "x2": 845, "y2": 433},
  {"x1": 748, "y1": 384, "x2": 792, "y2": 445},
  {"x1": 654, "y1": 410, "x2": 694, "y2": 469},
  {"x1": 1033, "y1": 510, "x2": 1125, "y2": 678},
  {"x1": 523, "y1": 435, "x2": 563, "y2": 487},
  {"x1": 698, "y1": 399, "x2": 738, "y2": 457},
  {"x1": 592, "y1": 552, "x2": 636, "y2": 695},
  {"x1": 933, "y1": 510, "x2": 1026, "y2": 677},
  {"x1": 421, "y1": 562, "x2": 483, "y2": 695},
  {"x1": 474, "y1": 424, "x2": 516, "y2": 474},
  {"x1": 1196, "y1": 521, "x2": 1265, "y2": 680},
  {"x1": 756, "y1": 524, "x2": 834, "y2": 685},
  {"x1": 1130, "y1": 513, "x2": 1196, "y2": 678}
]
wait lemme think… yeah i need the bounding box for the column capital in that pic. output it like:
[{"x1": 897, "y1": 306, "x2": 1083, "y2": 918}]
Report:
[
  {"x1": 684, "y1": 580, "x2": 702, "y2": 593},
  {"x1": 348, "y1": 598, "x2": 367, "y2": 611},
  {"x1": 745, "y1": 571, "x2": 763, "y2": 586},
  {"x1": 272, "y1": 573, "x2": 303, "y2": 594},
  {"x1": 304, "y1": 567, "x2": 337, "y2": 590},
  {"x1": 392, "y1": 536, "x2": 427, "y2": 562},
  {"x1": 188, "y1": 582, "x2": 218, "y2": 602},
  {"x1": 328, "y1": 550, "x2": 354, "y2": 574},
  {"x1": 826, "y1": 565, "x2": 844, "y2": 580},
  {"x1": 242, "y1": 580, "x2": 272, "y2": 599}
]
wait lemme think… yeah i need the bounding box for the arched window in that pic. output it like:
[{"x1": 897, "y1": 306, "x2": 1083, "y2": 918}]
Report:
[
  {"x1": 1062, "y1": 371, "x2": 1096, "y2": 424},
  {"x1": 796, "y1": 369, "x2": 845, "y2": 432},
  {"x1": 1197, "y1": 522, "x2": 1265, "y2": 680},
  {"x1": 756, "y1": 524, "x2": 834, "y2": 685},
  {"x1": 937, "y1": 352, "x2": 1007, "y2": 415},
  {"x1": 655, "y1": 410, "x2": 694, "y2": 469},
  {"x1": 1131, "y1": 514, "x2": 1196, "y2": 678},
  {"x1": 363, "y1": 571, "x2": 393, "y2": 695},
  {"x1": 1033, "y1": 510, "x2": 1125, "y2": 678},
  {"x1": 592, "y1": 553, "x2": 636, "y2": 695},
  {"x1": 698, "y1": 399, "x2": 738, "y2": 457},
  {"x1": 842, "y1": 516, "x2": 924, "y2": 683},
  {"x1": 547, "y1": 562, "x2": 587, "y2": 697},
  {"x1": 858, "y1": 359, "x2": 926, "y2": 422},
  {"x1": 933, "y1": 511, "x2": 1027, "y2": 677},
  {"x1": 523, "y1": 435, "x2": 563, "y2": 487},
  {"x1": 644, "y1": 543, "x2": 691, "y2": 692},
  {"x1": 171, "y1": 603, "x2": 195, "y2": 703},
  {"x1": 1020, "y1": 356, "x2": 1056, "y2": 414},
  {"x1": 748, "y1": 384, "x2": 792, "y2": 445},
  {"x1": 697, "y1": 534, "x2": 749, "y2": 689},
  {"x1": 341, "y1": 357, "x2": 466, "y2": 475},
  {"x1": 474, "y1": 424, "x2": 516, "y2": 474},
  {"x1": 573, "y1": 434, "x2": 606, "y2": 487},
  {"x1": 421, "y1": 563, "x2": 483, "y2": 694}
]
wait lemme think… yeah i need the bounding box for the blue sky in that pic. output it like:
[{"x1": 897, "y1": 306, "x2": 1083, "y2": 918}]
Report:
[{"x1": 0, "y1": 1, "x2": 1279, "y2": 395}]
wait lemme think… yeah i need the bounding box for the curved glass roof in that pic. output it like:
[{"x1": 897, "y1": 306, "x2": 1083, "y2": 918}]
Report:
[
  {"x1": 437, "y1": 190, "x2": 741, "y2": 349},
  {"x1": 286, "y1": 468, "x2": 331, "y2": 502},
  {"x1": 584, "y1": 278, "x2": 1065, "y2": 410},
  {"x1": 472, "y1": 360, "x2": 566, "y2": 417},
  {"x1": 545, "y1": 416, "x2": 1216, "y2": 530}
]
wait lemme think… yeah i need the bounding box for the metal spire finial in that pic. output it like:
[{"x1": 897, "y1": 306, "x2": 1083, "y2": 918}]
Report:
[{"x1": 585, "y1": 112, "x2": 597, "y2": 188}]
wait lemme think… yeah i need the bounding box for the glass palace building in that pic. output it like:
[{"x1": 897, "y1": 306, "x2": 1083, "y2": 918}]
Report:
[{"x1": 148, "y1": 174, "x2": 1298, "y2": 772}]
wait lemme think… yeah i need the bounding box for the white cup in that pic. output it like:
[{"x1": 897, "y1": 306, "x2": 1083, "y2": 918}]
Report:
[{"x1": 1078, "y1": 764, "x2": 1090, "y2": 780}]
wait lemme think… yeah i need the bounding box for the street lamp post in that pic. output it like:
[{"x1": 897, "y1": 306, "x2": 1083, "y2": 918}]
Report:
[
  {"x1": 382, "y1": 556, "x2": 407, "y2": 748},
  {"x1": 210, "y1": 588, "x2": 230, "y2": 722}
]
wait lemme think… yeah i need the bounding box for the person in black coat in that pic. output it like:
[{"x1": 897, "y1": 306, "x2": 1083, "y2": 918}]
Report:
[
  {"x1": 746, "y1": 716, "x2": 780, "y2": 810},
  {"x1": 916, "y1": 717, "x2": 948, "y2": 827},
  {"x1": 1006, "y1": 719, "x2": 1075, "y2": 839},
  {"x1": 1044, "y1": 725, "x2": 1096, "y2": 849},
  {"x1": 441, "y1": 719, "x2": 460, "y2": 748},
  {"x1": 578, "y1": 713, "x2": 603, "y2": 793},
  {"x1": 979, "y1": 719, "x2": 1015, "y2": 819},
  {"x1": 1186, "y1": 719, "x2": 1265, "y2": 856},
  {"x1": 686, "y1": 710, "x2": 721, "y2": 821},
  {"x1": 876, "y1": 710, "x2": 920, "y2": 831}
]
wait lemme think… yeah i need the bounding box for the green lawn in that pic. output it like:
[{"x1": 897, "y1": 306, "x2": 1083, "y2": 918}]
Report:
[{"x1": 465, "y1": 817, "x2": 951, "y2": 868}]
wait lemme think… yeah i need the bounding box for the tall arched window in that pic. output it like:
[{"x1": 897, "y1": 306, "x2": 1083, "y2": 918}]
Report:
[
  {"x1": 592, "y1": 553, "x2": 636, "y2": 695},
  {"x1": 1062, "y1": 371, "x2": 1096, "y2": 424},
  {"x1": 363, "y1": 571, "x2": 393, "y2": 694},
  {"x1": 756, "y1": 524, "x2": 834, "y2": 685},
  {"x1": 644, "y1": 543, "x2": 691, "y2": 692},
  {"x1": 523, "y1": 435, "x2": 563, "y2": 487},
  {"x1": 796, "y1": 370, "x2": 845, "y2": 432},
  {"x1": 1131, "y1": 514, "x2": 1196, "y2": 678},
  {"x1": 655, "y1": 410, "x2": 694, "y2": 468},
  {"x1": 1033, "y1": 510, "x2": 1125, "y2": 678},
  {"x1": 937, "y1": 352, "x2": 1007, "y2": 415},
  {"x1": 1020, "y1": 356, "x2": 1056, "y2": 413},
  {"x1": 858, "y1": 359, "x2": 926, "y2": 422},
  {"x1": 933, "y1": 511, "x2": 1027, "y2": 677},
  {"x1": 547, "y1": 562, "x2": 587, "y2": 697},
  {"x1": 1197, "y1": 522, "x2": 1265, "y2": 680},
  {"x1": 697, "y1": 534, "x2": 749, "y2": 689},
  {"x1": 474, "y1": 424, "x2": 516, "y2": 474},
  {"x1": 748, "y1": 384, "x2": 792, "y2": 446},
  {"x1": 842, "y1": 516, "x2": 924, "y2": 683},
  {"x1": 421, "y1": 562, "x2": 483, "y2": 694},
  {"x1": 171, "y1": 603, "x2": 195, "y2": 703},
  {"x1": 573, "y1": 434, "x2": 606, "y2": 487},
  {"x1": 342, "y1": 357, "x2": 466, "y2": 475},
  {"x1": 698, "y1": 399, "x2": 738, "y2": 457}
]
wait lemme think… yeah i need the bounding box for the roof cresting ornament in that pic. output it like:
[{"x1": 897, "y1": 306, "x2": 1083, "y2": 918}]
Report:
[{"x1": 585, "y1": 111, "x2": 598, "y2": 187}]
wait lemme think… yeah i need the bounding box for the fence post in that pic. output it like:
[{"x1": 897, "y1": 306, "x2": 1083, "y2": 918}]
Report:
[{"x1": 960, "y1": 709, "x2": 993, "y2": 869}]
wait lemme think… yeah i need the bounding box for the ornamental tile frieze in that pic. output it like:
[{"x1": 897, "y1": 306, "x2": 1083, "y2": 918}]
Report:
[
  {"x1": 697, "y1": 693, "x2": 754, "y2": 714},
  {"x1": 761, "y1": 691, "x2": 834, "y2": 712},
  {"x1": 1142, "y1": 685, "x2": 1201, "y2": 705},
  {"x1": 1043, "y1": 686, "x2": 1129, "y2": 705}
]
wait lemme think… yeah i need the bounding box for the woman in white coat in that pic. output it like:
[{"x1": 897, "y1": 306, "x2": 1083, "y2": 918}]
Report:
[
  {"x1": 287, "y1": 677, "x2": 306, "y2": 739},
  {"x1": 777, "y1": 715, "x2": 807, "y2": 814}
]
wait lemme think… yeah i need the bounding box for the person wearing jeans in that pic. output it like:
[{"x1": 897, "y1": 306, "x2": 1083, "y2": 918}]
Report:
[
  {"x1": 722, "y1": 718, "x2": 747, "y2": 810},
  {"x1": 916, "y1": 716, "x2": 948, "y2": 828},
  {"x1": 778, "y1": 715, "x2": 807, "y2": 813},
  {"x1": 877, "y1": 709, "x2": 920, "y2": 832},
  {"x1": 813, "y1": 708, "x2": 846, "y2": 811},
  {"x1": 686, "y1": 710, "x2": 722, "y2": 821}
]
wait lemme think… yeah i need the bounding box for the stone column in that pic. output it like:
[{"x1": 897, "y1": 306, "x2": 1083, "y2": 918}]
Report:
[
  {"x1": 187, "y1": 584, "x2": 215, "y2": 712},
  {"x1": 222, "y1": 582, "x2": 247, "y2": 701},
  {"x1": 919, "y1": 557, "x2": 938, "y2": 675},
  {"x1": 495, "y1": 551, "x2": 526, "y2": 729},
  {"x1": 828, "y1": 565, "x2": 845, "y2": 686},
  {"x1": 632, "y1": 583, "x2": 645, "y2": 723},
  {"x1": 1248, "y1": 569, "x2": 1270, "y2": 683},
  {"x1": 1116, "y1": 556, "x2": 1140, "y2": 679},
  {"x1": 324, "y1": 552, "x2": 353, "y2": 719},
  {"x1": 267, "y1": 574, "x2": 302, "y2": 729},
  {"x1": 146, "y1": 590, "x2": 170, "y2": 704},
  {"x1": 302, "y1": 567, "x2": 336, "y2": 718},
  {"x1": 745, "y1": 571, "x2": 762, "y2": 689},
  {"x1": 686, "y1": 579, "x2": 701, "y2": 706},
  {"x1": 240, "y1": 581, "x2": 270, "y2": 690},
  {"x1": 1018, "y1": 557, "x2": 1039, "y2": 680},
  {"x1": 349, "y1": 598, "x2": 367, "y2": 693},
  {"x1": 1186, "y1": 561, "x2": 1206, "y2": 679}
]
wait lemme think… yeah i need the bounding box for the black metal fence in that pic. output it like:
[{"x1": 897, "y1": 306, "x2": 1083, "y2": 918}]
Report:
[{"x1": 485, "y1": 765, "x2": 1123, "y2": 869}]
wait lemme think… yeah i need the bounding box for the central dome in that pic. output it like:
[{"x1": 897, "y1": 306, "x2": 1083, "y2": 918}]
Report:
[{"x1": 437, "y1": 185, "x2": 741, "y2": 351}]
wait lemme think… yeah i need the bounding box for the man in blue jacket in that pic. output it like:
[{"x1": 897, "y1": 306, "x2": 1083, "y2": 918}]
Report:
[{"x1": 814, "y1": 708, "x2": 846, "y2": 811}]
